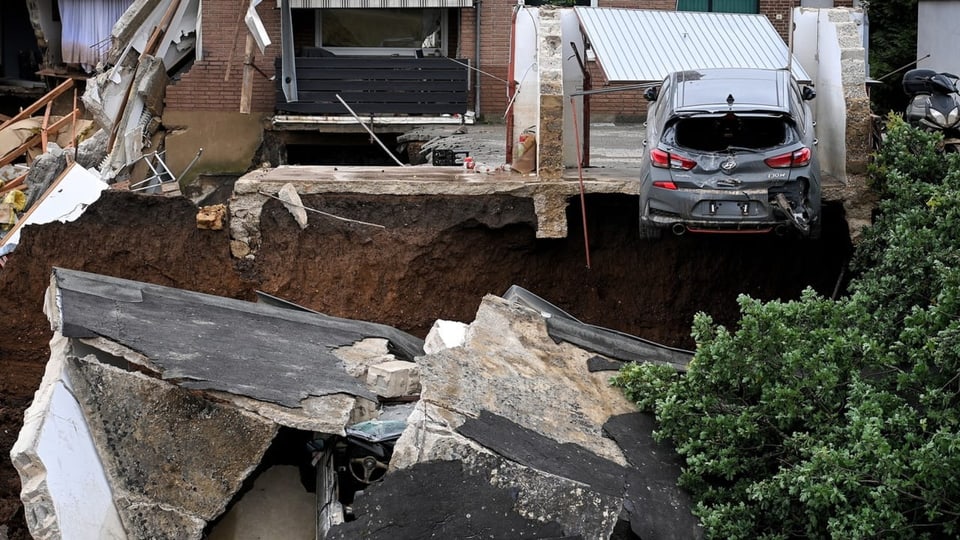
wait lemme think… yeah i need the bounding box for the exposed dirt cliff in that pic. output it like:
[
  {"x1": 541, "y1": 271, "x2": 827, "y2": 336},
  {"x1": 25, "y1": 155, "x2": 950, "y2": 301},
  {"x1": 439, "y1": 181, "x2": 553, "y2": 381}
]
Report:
[{"x1": 0, "y1": 191, "x2": 852, "y2": 538}]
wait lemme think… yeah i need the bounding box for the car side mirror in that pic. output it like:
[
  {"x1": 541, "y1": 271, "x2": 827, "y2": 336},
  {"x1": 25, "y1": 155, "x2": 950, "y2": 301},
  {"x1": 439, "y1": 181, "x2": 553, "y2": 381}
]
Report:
[
  {"x1": 644, "y1": 87, "x2": 659, "y2": 102},
  {"x1": 802, "y1": 86, "x2": 816, "y2": 101}
]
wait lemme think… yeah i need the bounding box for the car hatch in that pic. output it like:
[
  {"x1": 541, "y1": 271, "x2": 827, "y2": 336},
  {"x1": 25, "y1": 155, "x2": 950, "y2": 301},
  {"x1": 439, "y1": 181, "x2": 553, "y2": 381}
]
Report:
[{"x1": 655, "y1": 113, "x2": 807, "y2": 187}]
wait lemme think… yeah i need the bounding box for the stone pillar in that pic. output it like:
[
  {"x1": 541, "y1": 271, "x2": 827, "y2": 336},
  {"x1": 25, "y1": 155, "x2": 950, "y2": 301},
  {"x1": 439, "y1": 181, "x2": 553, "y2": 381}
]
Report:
[
  {"x1": 832, "y1": 8, "x2": 875, "y2": 243},
  {"x1": 537, "y1": 7, "x2": 564, "y2": 180}
]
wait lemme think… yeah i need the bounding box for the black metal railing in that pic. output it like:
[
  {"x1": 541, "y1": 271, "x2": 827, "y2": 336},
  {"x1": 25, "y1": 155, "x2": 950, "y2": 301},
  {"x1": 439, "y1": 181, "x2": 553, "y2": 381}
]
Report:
[{"x1": 275, "y1": 55, "x2": 469, "y2": 115}]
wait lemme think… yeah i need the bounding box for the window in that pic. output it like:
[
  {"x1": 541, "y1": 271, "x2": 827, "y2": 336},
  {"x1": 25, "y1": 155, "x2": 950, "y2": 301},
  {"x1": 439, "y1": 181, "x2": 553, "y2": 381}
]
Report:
[
  {"x1": 676, "y1": 0, "x2": 759, "y2": 14},
  {"x1": 670, "y1": 115, "x2": 791, "y2": 151},
  {"x1": 315, "y1": 9, "x2": 447, "y2": 56}
]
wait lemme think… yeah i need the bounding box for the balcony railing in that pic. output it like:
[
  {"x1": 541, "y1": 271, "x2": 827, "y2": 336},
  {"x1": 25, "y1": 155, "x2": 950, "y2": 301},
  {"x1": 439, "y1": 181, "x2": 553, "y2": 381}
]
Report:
[{"x1": 275, "y1": 55, "x2": 470, "y2": 116}]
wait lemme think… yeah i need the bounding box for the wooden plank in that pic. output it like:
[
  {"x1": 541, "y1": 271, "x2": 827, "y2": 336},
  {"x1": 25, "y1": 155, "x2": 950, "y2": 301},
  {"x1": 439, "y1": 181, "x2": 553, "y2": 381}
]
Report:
[
  {"x1": 0, "y1": 172, "x2": 28, "y2": 194},
  {"x1": 0, "y1": 79, "x2": 73, "y2": 133},
  {"x1": 240, "y1": 33, "x2": 255, "y2": 114},
  {"x1": 41, "y1": 102, "x2": 52, "y2": 150},
  {"x1": 0, "y1": 110, "x2": 80, "y2": 168},
  {"x1": 0, "y1": 135, "x2": 40, "y2": 168}
]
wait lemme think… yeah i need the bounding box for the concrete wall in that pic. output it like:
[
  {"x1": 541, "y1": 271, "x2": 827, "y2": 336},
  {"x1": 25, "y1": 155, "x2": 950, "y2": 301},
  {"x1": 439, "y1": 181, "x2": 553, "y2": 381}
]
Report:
[
  {"x1": 162, "y1": 110, "x2": 268, "y2": 185},
  {"x1": 10, "y1": 335, "x2": 126, "y2": 540},
  {"x1": 917, "y1": 1, "x2": 960, "y2": 77},
  {"x1": 537, "y1": 7, "x2": 564, "y2": 179},
  {"x1": 513, "y1": 7, "x2": 539, "y2": 148},
  {"x1": 561, "y1": 9, "x2": 586, "y2": 168},
  {"x1": 793, "y1": 7, "x2": 868, "y2": 183}
]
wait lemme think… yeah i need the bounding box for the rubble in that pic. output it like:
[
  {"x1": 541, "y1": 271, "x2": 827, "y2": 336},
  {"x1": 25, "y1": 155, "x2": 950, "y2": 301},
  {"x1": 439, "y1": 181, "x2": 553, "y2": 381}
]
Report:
[
  {"x1": 196, "y1": 204, "x2": 227, "y2": 230},
  {"x1": 365, "y1": 360, "x2": 421, "y2": 398},
  {"x1": 11, "y1": 268, "x2": 702, "y2": 539},
  {"x1": 0, "y1": 163, "x2": 109, "y2": 258},
  {"x1": 339, "y1": 293, "x2": 702, "y2": 539}
]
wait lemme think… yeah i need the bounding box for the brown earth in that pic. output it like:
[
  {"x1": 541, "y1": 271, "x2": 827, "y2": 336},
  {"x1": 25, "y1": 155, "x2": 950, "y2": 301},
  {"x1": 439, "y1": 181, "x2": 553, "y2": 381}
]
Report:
[{"x1": 0, "y1": 190, "x2": 853, "y2": 538}]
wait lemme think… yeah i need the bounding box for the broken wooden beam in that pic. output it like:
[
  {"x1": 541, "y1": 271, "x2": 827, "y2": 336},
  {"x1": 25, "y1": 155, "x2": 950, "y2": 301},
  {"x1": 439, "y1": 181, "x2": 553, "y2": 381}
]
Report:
[
  {"x1": 0, "y1": 172, "x2": 28, "y2": 194},
  {"x1": 0, "y1": 109, "x2": 80, "y2": 168},
  {"x1": 0, "y1": 79, "x2": 74, "y2": 133}
]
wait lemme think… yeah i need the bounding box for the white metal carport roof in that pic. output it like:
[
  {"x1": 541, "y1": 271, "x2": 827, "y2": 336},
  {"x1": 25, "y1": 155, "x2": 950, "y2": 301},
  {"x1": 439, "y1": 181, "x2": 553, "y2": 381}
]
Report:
[{"x1": 574, "y1": 7, "x2": 811, "y2": 84}]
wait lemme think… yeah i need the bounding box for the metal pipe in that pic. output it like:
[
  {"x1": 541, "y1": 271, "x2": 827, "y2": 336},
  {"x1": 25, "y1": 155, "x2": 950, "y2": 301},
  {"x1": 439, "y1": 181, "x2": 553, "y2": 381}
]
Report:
[
  {"x1": 570, "y1": 96, "x2": 592, "y2": 269},
  {"x1": 335, "y1": 95, "x2": 407, "y2": 167},
  {"x1": 474, "y1": 0, "x2": 482, "y2": 115},
  {"x1": 505, "y1": 4, "x2": 518, "y2": 164},
  {"x1": 569, "y1": 41, "x2": 590, "y2": 168}
]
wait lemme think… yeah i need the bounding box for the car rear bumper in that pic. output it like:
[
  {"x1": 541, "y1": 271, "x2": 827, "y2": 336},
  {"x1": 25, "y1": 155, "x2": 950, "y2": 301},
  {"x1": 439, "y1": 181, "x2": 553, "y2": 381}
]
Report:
[{"x1": 641, "y1": 185, "x2": 818, "y2": 232}]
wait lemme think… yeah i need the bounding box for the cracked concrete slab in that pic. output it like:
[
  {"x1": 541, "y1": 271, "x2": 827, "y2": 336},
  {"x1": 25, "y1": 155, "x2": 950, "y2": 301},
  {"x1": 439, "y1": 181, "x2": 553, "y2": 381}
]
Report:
[{"x1": 12, "y1": 267, "x2": 428, "y2": 538}]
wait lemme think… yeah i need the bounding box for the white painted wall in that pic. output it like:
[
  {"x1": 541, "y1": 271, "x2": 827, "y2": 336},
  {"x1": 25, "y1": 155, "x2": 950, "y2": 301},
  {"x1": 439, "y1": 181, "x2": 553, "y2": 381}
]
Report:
[
  {"x1": 0, "y1": 163, "x2": 109, "y2": 257},
  {"x1": 918, "y1": 1, "x2": 960, "y2": 77},
  {"x1": 561, "y1": 9, "x2": 585, "y2": 168},
  {"x1": 793, "y1": 8, "x2": 865, "y2": 183},
  {"x1": 513, "y1": 7, "x2": 540, "y2": 164},
  {"x1": 11, "y1": 335, "x2": 126, "y2": 539},
  {"x1": 511, "y1": 7, "x2": 587, "y2": 169}
]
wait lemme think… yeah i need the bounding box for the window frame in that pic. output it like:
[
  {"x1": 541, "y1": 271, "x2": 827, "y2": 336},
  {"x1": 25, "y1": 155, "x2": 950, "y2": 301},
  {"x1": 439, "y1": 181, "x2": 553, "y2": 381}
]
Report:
[{"x1": 313, "y1": 8, "x2": 449, "y2": 57}]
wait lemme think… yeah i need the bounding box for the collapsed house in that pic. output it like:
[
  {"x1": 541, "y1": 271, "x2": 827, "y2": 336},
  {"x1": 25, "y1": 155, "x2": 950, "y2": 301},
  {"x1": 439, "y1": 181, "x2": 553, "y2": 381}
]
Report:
[{"x1": 12, "y1": 267, "x2": 699, "y2": 539}]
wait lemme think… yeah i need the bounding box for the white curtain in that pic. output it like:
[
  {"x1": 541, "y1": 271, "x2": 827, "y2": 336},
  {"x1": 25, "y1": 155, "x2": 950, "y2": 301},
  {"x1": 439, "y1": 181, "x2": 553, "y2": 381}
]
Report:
[{"x1": 59, "y1": 0, "x2": 135, "y2": 69}]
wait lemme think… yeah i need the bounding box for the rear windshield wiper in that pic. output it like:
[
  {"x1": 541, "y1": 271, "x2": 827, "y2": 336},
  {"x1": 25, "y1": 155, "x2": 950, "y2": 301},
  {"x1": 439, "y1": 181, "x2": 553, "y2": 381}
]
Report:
[{"x1": 724, "y1": 146, "x2": 762, "y2": 153}]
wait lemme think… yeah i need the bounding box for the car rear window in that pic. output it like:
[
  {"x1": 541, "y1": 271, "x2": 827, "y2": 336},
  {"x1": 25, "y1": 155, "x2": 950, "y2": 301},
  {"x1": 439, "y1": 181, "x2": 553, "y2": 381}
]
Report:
[{"x1": 670, "y1": 115, "x2": 792, "y2": 152}]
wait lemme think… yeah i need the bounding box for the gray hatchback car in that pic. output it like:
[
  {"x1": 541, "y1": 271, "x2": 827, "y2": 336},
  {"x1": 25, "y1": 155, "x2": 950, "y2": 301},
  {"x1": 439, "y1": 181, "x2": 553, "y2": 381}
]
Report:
[{"x1": 638, "y1": 68, "x2": 821, "y2": 239}]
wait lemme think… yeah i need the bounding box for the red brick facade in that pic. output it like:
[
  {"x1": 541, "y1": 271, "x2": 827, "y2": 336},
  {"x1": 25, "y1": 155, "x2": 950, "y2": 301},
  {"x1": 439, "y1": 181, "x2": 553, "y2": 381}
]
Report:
[
  {"x1": 165, "y1": 0, "x2": 839, "y2": 121},
  {"x1": 166, "y1": 0, "x2": 282, "y2": 114}
]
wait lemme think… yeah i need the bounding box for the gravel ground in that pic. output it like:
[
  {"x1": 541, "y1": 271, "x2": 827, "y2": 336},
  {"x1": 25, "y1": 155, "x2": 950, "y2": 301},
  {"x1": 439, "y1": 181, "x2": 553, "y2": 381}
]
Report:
[{"x1": 409, "y1": 122, "x2": 646, "y2": 170}]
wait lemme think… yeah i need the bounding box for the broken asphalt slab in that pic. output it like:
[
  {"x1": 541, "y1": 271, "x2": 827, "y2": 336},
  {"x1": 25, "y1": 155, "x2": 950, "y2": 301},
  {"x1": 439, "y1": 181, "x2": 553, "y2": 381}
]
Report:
[{"x1": 49, "y1": 267, "x2": 426, "y2": 407}]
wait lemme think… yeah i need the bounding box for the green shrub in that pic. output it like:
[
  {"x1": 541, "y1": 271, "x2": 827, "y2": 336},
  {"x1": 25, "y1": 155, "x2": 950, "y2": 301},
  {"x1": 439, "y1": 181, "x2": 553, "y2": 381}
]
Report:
[{"x1": 613, "y1": 116, "x2": 960, "y2": 538}]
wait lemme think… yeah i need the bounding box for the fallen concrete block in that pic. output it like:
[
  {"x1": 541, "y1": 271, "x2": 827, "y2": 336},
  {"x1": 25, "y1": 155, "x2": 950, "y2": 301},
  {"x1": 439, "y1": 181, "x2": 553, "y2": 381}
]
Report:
[
  {"x1": 278, "y1": 182, "x2": 308, "y2": 229},
  {"x1": 423, "y1": 319, "x2": 467, "y2": 354},
  {"x1": 366, "y1": 360, "x2": 420, "y2": 398},
  {"x1": 333, "y1": 337, "x2": 397, "y2": 379}
]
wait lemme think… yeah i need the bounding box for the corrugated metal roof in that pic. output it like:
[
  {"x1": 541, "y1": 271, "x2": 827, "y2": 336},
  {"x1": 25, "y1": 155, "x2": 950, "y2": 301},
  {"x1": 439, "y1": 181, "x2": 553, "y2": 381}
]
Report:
[{"x1": 574, "y1": 7, "x2": 810, "y2": 83}]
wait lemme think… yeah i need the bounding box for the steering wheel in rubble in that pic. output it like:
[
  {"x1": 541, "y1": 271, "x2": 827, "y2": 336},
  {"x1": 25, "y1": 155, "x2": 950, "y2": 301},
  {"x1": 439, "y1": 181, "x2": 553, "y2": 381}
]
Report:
[{"x1": 349, "y1": 455, "x2": 389, "y2": 484}]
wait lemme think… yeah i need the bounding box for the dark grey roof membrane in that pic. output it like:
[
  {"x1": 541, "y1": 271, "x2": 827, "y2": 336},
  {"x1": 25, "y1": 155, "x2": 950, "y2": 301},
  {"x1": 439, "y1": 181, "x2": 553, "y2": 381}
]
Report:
[
  {"x1": 502, "y1": 284, "x2": 693, "y2": 371},
  {"x1": 52, "y1": 267, "x2": 425, "y2": 407}
]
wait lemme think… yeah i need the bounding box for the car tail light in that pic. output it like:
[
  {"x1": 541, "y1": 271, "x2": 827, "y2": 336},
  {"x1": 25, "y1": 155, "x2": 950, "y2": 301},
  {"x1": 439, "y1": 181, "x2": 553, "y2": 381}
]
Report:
[
  {"x1": 651, "y1": 148, "x2": 696, "y2": 170},
  {"x1": 652, "y1": 180, "x2": 678, "y2": 190},
  {"x1": 765, "y1": 147, "x2": 811, "y2": 168}
]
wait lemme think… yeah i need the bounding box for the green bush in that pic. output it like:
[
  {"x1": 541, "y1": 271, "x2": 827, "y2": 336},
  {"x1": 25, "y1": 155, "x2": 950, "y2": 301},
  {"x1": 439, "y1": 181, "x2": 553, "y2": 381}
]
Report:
[{"x1": 612, "y1": 116, "x2": 960, "y2": 539}]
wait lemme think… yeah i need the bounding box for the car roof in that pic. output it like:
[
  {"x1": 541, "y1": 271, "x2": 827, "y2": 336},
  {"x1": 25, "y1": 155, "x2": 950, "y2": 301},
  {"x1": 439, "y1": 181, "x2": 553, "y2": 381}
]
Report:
[{"x1": 670, "y1": 68, "x2": 792, "y2": 115}]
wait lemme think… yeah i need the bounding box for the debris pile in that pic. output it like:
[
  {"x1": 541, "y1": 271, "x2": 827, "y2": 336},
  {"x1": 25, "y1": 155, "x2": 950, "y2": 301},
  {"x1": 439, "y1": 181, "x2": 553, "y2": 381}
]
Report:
[
  {"x1": 12, "y1": 268, "x2": 701, "y2": 539},
  {"x1": 0, "y1": 0, "x2": 203, "y2": 265}
]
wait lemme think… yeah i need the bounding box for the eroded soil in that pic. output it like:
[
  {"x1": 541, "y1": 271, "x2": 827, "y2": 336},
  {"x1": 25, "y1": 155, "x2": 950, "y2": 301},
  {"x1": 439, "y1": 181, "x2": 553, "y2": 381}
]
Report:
[{"x1": 0, "y1": 190, "x2": 852, "y2": 537}]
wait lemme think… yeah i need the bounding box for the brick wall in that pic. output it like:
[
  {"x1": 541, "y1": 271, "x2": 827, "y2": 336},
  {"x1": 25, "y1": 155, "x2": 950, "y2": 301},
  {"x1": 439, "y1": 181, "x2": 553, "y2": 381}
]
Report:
[
  {"x1": 165, "y1": 0, "x2": 282, "y2": 112},
  {"x1": 759, "y1": 0, "x2": 792, "y2": 38},
  {"x1": 584, "y1": 0, "x2": 674, "y2": 121},
  {"x1": 167, "y1": 0, "x2": 833, "y2": 120}
]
